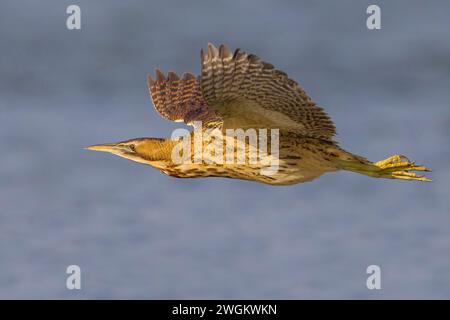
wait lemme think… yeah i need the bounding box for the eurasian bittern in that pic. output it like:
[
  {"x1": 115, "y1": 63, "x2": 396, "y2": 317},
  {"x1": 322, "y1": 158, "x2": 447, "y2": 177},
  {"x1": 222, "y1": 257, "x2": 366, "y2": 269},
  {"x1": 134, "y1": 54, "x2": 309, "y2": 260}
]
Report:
[{"x1": 86, "y1": 43, "x2": 430, "y2": 185}]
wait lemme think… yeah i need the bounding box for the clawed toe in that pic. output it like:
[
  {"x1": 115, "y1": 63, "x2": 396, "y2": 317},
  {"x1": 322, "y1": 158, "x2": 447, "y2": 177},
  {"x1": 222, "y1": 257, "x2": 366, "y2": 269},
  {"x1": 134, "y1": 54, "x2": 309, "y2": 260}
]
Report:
[{"x1": 374, "y1": 154, "x2": 432, "y2": 181}]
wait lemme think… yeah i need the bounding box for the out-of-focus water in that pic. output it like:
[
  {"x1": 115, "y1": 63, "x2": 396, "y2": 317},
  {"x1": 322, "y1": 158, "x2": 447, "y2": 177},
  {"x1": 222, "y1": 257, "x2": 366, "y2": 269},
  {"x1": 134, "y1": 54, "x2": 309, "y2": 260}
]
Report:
[{"x1": 0, "y1": 0, "x2": 449, "y2": 299}]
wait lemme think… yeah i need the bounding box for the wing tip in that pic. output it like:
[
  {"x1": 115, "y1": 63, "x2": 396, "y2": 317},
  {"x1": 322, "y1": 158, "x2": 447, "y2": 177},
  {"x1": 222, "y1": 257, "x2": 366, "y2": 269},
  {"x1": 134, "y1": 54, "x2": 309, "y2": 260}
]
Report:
[
  {"x1": 167, "y1": 71, "x2": 180, "y2": 82},
  {"x1": 155, "y1": 68, "x2": 166, "y2": 82},
  {"x1": 219, "y1": 44, "x2": 232, "y2": 59},
  {"x1": 204, "y1": 42, "x2": 233, "y2": 60},
  {"x1": 147, "y1": 74, "x2": 154, "y2": 87},
  {"x1": 207, "y1": 42, "x2": 219, "y2": 58},
  {"x1": 183, "y1": 72, "x2": 196, "y2": 80}
]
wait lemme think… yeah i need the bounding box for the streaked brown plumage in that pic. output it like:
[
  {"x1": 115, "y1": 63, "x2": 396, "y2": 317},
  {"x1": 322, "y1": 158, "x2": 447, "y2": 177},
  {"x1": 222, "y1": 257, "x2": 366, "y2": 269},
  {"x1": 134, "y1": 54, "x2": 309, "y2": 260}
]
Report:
[{"x1": 86, "y1": 43, "x2": 430, "y2": 184}]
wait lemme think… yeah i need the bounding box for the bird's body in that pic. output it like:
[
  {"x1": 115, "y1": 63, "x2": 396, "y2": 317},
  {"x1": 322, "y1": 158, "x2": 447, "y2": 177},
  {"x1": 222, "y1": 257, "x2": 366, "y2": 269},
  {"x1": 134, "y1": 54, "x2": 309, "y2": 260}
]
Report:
[
  {"x1": 87, "y1": 43, "x2": 430, "y2": 184},
  {"x1": 143, "y1": 133, "x2": 343, "y2": 185}
]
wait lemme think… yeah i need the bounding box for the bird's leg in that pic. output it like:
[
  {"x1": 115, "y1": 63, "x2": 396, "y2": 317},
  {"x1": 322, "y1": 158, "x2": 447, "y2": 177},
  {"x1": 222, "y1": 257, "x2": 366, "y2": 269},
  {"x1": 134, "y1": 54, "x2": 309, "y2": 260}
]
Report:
[{"x1": 374, "y1": 154, "x2": 431, "y2": 181}]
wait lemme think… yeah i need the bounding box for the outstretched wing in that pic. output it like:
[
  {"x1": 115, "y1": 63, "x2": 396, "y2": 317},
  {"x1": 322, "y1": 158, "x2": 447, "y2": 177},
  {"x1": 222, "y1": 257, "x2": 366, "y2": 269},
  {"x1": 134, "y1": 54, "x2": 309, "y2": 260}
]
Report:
[
  {"x1": 147, "y1": 69, "x2": 219, "y2": 128},
  {"x1": 200, "y1": 43, "x2": 336, "y2": 140}
]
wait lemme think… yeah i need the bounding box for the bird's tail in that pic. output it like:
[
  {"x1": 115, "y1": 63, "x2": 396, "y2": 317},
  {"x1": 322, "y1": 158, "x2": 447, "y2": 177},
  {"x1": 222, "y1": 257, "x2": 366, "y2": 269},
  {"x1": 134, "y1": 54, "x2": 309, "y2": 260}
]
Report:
[{"x1": 335, "y1": 153, "x2": 431, "y2": 182}]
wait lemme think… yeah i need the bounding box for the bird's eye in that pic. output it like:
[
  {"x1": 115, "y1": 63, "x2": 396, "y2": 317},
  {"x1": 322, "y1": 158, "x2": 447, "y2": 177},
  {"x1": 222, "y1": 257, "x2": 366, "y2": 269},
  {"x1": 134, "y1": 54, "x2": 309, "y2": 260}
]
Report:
[{"x1": 129, "y1": 144, "x2": 136, "y2": 152}]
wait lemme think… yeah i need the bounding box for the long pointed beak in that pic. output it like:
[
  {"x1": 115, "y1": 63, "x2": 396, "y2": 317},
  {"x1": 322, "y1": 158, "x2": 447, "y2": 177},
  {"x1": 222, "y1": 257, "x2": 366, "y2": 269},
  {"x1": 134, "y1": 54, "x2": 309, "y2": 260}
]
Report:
[{"x1": 84, "y1": 143, "x2": 119, "y2": 153}]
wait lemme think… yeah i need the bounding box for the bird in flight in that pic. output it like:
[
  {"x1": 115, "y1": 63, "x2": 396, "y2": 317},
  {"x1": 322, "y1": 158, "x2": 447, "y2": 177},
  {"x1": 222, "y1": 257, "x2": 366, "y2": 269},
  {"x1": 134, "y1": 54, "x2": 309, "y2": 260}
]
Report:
[{"x1": 86, "y1": 43, "x2": 430, "y2": 185}]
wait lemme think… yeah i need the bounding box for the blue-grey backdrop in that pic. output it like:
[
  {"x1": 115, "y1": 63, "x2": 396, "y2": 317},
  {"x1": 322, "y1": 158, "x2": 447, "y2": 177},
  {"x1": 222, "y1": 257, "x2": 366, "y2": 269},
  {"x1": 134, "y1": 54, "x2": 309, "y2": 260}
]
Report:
[{"x1": 0, "y1": 0, "x2": 449, "y2": 299}]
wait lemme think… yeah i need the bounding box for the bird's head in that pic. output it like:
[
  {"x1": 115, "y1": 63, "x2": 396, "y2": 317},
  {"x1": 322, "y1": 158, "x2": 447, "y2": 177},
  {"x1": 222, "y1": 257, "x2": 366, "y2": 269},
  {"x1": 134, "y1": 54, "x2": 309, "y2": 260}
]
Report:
[{"x1": 85, "y1": 138, "x2": 172, "y2": 167}]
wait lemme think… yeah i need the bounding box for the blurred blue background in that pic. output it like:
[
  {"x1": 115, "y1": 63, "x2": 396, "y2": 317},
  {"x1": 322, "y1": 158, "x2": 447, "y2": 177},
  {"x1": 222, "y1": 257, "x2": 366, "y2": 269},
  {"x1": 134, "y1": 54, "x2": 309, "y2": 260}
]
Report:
[{"x1": 0, "y1": 0, "x2": 449, "y2": 299}]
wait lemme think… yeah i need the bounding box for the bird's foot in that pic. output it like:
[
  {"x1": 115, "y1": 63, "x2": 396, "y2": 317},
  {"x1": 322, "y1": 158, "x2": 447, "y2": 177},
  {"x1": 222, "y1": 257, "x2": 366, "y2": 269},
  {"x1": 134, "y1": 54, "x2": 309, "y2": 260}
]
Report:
[{"x1": 374, "y1": 154, "x2": 432, "y2": 181}]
